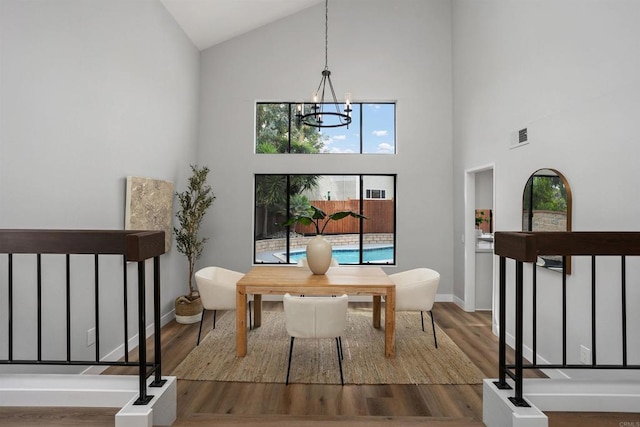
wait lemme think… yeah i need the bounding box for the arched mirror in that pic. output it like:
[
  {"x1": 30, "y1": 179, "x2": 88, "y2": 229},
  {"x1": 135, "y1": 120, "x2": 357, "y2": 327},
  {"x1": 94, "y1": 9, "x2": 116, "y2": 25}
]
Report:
[{"x1": 522, "y1": 168, "x2": 572, "y2": 273}]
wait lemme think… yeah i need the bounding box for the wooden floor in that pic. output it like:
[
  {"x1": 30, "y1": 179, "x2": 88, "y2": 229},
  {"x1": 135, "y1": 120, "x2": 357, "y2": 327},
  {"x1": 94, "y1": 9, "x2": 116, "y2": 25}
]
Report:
[{"x1": 1, "y1": 302, "x2": 638, "y2": 426}]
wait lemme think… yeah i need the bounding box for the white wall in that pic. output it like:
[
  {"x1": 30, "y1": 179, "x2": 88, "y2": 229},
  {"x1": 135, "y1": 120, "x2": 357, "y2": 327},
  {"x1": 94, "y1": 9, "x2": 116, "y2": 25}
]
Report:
[
  {"x1": 475, "y1": 170, "x2": 493, "y2": 212},
  {"x1": 0, "y1": 0, "x2": 200, "y2": 371},
  {"x1": 196, "y1": 1, "x2": 455, "y2": 290},
  {"x1": 4, "y1": 0, "x2": 638, "y2": 378},
  {"x1": 452, "y1": 0, "x2": 640, "y2": 372}
]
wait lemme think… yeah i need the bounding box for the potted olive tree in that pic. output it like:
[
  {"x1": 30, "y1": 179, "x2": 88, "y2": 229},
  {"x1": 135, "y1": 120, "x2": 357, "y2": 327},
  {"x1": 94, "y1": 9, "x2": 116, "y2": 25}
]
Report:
[{"x1": 173, "y1": 165, "x2": 215, "y2": 324}]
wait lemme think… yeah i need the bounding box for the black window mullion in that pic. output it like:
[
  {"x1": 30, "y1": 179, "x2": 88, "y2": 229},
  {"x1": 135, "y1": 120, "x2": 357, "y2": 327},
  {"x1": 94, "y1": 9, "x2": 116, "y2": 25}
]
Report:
[
  {"x1": 285, "y1": 175, "x2": 291, "y2": 263},
  {"x1": 359, "y1": 175, "x2": 364, "y2": 264},
  {"x1": 287, "y1": 103, "x2": 292, "y2": 153},
  {"x1": 359, "y1": 104, "x2": 364, "y2": 153}
]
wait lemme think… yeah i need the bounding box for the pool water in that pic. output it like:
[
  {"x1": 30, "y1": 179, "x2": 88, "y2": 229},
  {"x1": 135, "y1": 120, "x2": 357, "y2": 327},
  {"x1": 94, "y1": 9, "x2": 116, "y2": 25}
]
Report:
[{"x1": 288, "y1": 245, "x2": 394, "y2": 264}]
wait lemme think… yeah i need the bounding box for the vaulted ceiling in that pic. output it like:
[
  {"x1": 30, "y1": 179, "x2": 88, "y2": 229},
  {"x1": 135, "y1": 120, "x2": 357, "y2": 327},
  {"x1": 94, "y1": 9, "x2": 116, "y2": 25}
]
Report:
[{"x1": 160, "y1": 0, "x2": 322, "y2": 50}]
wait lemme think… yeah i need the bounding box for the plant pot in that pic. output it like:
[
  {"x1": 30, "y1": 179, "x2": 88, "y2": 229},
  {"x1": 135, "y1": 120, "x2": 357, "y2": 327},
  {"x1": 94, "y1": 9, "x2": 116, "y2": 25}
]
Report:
[
  {"x1": 306, "y1": 235, "x2": 332, "y2": 275},
  {"x1": 174, "y1": 295, "x2": 203, "y2": 324}
]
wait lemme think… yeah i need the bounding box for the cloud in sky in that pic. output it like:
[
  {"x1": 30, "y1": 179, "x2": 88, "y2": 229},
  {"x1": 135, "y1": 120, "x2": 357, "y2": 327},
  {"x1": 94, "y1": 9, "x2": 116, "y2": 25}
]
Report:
[
  {"x1": 324, "y1": 134, "x2": 347, "y2": 146},
  {"x1": 377, "y1": 143, "x2": 394, "y2": 153},
  {"x1": 372, "y1": 130, "x2": 388, "y2": 137},
  {"x1": 328, "y1": 147, "x2": 356, "y2": 154}
]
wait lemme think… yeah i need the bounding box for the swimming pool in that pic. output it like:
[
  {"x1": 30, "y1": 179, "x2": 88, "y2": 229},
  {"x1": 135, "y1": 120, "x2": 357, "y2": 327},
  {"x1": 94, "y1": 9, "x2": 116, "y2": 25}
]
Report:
[{"x1": 287, "y1": 245, "x2": 394, "y2": 264}]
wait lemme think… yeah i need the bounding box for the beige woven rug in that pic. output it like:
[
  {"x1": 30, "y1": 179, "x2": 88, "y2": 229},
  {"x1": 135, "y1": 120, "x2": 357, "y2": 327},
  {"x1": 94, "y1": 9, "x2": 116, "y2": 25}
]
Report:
[{"x1": 172, "y1": 308, "x2": 484, "y2": 385}]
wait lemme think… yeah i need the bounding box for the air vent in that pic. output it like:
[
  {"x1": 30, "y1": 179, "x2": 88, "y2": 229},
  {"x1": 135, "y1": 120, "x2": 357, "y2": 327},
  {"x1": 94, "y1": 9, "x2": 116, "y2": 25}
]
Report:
[
  {"x1": 510, "y1": 127, "x2": 530, "y2": 149},
  {"x1": 519, "y1": 128, "x2": 528, "y2": 143}
]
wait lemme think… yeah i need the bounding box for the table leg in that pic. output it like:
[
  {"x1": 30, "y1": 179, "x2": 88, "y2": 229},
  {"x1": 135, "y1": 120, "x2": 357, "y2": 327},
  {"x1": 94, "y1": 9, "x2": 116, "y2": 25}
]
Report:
[
  {"x1": 253, "y1": 294, "x2": 262, "y2": 328},
  {"x1": 384, "y1": 288, "x2": 396, "y2": 358},
  {"x1": 372, "y1": 295, "x2": 381, "y2": 328},
  {"x1": 236, "y1": 290, "x2": 247, "y2": 357}
]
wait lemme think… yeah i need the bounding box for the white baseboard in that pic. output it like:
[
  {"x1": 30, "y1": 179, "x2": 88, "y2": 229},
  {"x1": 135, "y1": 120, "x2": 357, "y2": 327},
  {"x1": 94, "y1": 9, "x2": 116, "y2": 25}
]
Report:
[
  {"x1": 0, "y1": 374, "x2": 176, "y2": 427},
  {"x1": 483, "y1": 377, "x2": 640, "y2": 427},
  {"x1": 82, "y1": 310, "x2": 176, "y2": 375},
  {"x1": 452, "y1": 295, "x2": 465, "y2": 309},
  {"x1": 435, "y1": 293, "x2": 454, "y2": 302}
]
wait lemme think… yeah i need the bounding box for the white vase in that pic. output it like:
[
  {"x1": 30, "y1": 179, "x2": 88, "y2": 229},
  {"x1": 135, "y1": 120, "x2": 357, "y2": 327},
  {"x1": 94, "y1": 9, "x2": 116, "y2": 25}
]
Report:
[{"x1": 306, "y1": 235, "x2": 332, "y2": 275}]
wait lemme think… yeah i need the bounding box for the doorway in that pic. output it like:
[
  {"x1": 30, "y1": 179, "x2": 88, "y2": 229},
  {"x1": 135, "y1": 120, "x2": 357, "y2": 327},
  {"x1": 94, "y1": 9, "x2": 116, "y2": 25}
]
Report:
[{"x1": 463, "y1": 164, "x2": 495, "y2": 315}]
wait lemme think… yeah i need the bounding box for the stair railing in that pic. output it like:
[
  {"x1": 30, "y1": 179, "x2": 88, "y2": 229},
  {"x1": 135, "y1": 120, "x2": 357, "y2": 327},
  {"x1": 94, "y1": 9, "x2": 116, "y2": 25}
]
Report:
[
  {"x1": 0, "y1": 229, "x2": 167, "y2": 405},
  {"x1": 494, "y1": 231, "x2": 640, "y2": 407}
]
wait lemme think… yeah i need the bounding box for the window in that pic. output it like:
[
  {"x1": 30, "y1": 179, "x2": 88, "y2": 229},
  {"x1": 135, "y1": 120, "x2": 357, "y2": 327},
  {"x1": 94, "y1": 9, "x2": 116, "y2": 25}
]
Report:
[
  {"x1": 254, "y1": 174, "x2": 396, "y2": 265},
  {"x1": 256, "y1": 102, "x2": 396, "y2": 154},
  {"x1": 366, "y1": 189, "x2": 386, "y2": 199}
]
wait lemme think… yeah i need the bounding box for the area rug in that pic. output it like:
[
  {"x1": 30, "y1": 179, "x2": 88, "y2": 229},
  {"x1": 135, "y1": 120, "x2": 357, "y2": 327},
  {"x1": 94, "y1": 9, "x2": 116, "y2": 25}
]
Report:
[{"x1": 172, "y1": 308, "x2": 484, "y2": 385}]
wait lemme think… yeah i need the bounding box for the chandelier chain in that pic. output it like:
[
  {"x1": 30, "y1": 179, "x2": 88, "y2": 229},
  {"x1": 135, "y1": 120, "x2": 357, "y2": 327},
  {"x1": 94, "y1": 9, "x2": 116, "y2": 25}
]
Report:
[
  {"x1": 324, "y1": 0, "x2": 329, "y2": 70},
  {"x1": 295, "y1": 0, "x2": 351, "y2": 128}
]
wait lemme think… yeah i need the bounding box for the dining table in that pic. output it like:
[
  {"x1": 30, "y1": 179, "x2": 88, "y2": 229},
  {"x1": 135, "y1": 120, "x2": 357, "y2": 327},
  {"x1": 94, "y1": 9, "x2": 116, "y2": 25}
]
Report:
[{"x1": 236, "y1": 265, "x2": 397, "y2": 358}]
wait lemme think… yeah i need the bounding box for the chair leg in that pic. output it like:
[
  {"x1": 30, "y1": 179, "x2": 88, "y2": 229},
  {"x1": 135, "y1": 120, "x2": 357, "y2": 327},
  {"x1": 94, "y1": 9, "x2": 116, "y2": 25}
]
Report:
[
  {"x1": 286, "y1": 336, "x2": 295, "y2": 385},
  {"x1": 430, "y1": 310, "x2": 438, "y2": 348},
  {"x1": 338, "y1": 336, "x2": 344, "y2": 360},
  {"x1": 420, "y1": 311, "x2": 425, "y2": 332},
  {"x1": 336, "y1": 337, "x2": 344, "y2": 385},
  {"x1": 197, "y1": 309, "x2": 207, "y2": 346},
  {"x1": 213, "y1": 310, "x2": 217, "y2": 329}
]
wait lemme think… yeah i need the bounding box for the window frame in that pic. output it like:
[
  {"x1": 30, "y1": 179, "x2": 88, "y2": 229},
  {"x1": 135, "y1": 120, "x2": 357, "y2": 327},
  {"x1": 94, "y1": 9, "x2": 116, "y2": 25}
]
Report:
[
  {"x1": 255, "y1": 102, "x2": 396, "y2": 154},
  {"x1": 253, "y1": 173, "x2": 397, "y2": 266}
]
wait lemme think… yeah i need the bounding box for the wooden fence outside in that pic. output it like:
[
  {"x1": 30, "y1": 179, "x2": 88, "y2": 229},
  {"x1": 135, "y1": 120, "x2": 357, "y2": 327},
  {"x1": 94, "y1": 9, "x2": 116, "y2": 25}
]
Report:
[{"x1": 293, "y1": 199, "x2": 394, "y2": 235}]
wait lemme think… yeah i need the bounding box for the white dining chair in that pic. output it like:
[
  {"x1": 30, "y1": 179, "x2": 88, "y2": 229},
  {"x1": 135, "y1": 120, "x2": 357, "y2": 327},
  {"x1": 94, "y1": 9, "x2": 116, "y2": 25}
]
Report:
[
  {"x1": 388, "y1": 268, "x2": 440, "y2": 348},
  {"x1": 195, "y1": 266, "x2": 253, "y2": 345},
  {"x1": 283, "y1": 293, "x2": 349, "y2": 385}
]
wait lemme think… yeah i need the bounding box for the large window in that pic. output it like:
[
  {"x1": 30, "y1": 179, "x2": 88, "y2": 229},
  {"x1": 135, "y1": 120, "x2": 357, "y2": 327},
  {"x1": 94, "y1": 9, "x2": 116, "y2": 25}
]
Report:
[
  {"x1": 256, "y1": 103, "x2": 396, "y2": 154},
  {"x1": 254, "y1": 174, "x2": 396, "y2": 265}
]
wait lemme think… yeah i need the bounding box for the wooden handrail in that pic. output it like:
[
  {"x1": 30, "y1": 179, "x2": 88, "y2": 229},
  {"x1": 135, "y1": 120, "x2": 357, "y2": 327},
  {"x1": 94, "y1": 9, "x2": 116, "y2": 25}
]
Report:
[
  {"x1": 495, "y1": 231, "x2": 640, "y2": 261},
  {"x1": 0, "y1": 229, "x2": 165, "y2": 261}
]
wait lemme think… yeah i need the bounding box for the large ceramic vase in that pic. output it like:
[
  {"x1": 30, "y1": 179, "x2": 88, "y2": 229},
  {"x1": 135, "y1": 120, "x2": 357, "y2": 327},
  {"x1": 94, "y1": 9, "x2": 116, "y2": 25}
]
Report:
[{"x1": 306, "y1": 235, "x2": 332, "y2": 275}]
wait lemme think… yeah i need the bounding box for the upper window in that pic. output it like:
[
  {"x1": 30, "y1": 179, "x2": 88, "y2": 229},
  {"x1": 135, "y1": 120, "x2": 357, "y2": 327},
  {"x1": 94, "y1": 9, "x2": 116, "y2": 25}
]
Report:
[{"x1": 256, "y1": 102, "x2": 396, "y2": 154}]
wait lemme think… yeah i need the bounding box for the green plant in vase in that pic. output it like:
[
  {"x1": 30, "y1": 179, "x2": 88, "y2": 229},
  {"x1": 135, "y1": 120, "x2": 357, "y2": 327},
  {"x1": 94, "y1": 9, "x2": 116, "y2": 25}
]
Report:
[
  {"x1": 283, "y1": 205, "x2": 367, "y2": 235},
  {"x1": 284, "y1": 204, "x2": 367, "y2": 274}
]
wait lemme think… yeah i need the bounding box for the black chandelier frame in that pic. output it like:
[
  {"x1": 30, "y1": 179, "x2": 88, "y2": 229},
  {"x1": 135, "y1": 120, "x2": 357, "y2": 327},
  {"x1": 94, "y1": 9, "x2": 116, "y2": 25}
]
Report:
[{"x1": 295, "y1": 0, "x2": 352, "y2": 129}]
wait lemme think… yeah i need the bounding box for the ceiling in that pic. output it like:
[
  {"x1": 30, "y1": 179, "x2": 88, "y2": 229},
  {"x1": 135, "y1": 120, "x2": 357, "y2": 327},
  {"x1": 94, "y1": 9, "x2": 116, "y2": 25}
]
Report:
[{"x1": 160, "y1": 0, "x2": 323, "y2": 51}]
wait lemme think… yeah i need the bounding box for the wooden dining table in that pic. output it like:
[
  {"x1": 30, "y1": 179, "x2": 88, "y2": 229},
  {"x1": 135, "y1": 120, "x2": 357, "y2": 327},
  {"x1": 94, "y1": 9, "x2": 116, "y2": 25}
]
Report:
[{"x1": 236, "y1": 265, "x2": 396, "y2": 358}]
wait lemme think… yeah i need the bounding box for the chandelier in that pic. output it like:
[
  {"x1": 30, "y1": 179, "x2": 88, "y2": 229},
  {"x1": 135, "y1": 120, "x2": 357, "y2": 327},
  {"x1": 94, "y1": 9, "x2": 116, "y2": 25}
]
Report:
[{"x1": 295, "y1": 0, "x2": 352, "y2": 129}]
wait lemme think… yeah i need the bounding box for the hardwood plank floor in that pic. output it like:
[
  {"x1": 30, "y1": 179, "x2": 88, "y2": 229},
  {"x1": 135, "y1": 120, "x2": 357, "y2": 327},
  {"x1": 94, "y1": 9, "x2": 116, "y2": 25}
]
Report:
[{"x1": 1, "y1": 302, "x2": 638, "y2": 426}]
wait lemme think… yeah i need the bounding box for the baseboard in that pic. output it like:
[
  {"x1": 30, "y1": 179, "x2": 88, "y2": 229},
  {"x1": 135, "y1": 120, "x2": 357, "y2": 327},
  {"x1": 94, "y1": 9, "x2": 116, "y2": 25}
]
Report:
[
  {"x1": 483, "y1": 377, "x2": 640, "y2": 427},
  {"x1": 435, "y1": 293, "x2": 453, "y2": 302},
  {"x1": 83, "y1": 310, "x2": 175, "y2": 375},
  {"x1": 0, "y1": 374, "x2": 176, "y2": 427},
  {"x1": 452, "y1": 295, "x2": 465, "y2": 309}
]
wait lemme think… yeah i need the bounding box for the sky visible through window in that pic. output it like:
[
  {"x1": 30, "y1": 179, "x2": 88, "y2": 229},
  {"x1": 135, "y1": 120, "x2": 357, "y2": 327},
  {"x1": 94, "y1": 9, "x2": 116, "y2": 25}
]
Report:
[{"x1": 319, "y1": 103, "x2": 395, "y2": 154}]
